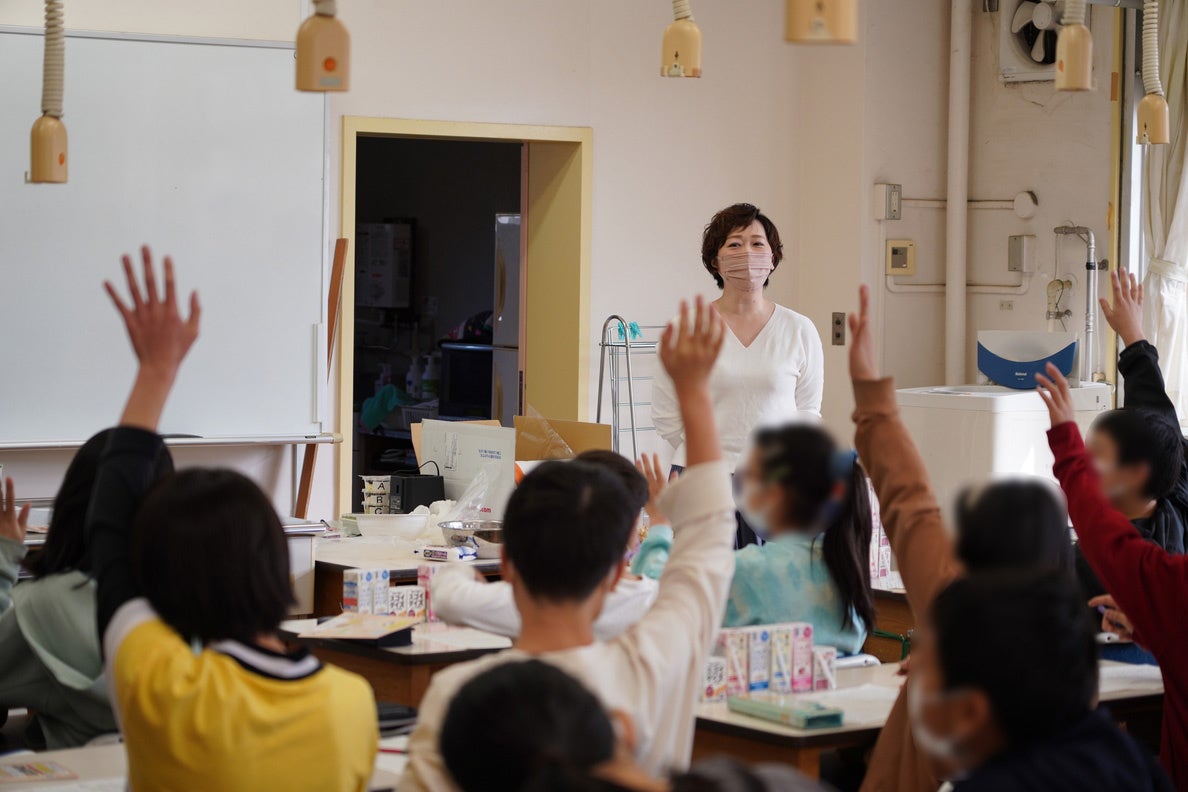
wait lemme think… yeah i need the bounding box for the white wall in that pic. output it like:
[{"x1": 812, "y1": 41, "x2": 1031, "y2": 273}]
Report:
[{"x1": 0, "y1": 0, "x2": 300, "y2": 41}]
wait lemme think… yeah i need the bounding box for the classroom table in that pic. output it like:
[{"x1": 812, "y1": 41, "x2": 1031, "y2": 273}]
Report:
[
  {"x1": 312, "y1": 537, "x2": 502, "y2": 617},
  {"x1": 865, "y1": 579, "x2": 913, "y2": 662},
  {"x1": 280, "y1": 619, "x2": 511, "y2": 707},
  {"x1": 691, "y1": 660, "x2": 1166, "y2": 780},
  {"x1": 0, "y1": 742, "x2": 405, "y2": 790}
]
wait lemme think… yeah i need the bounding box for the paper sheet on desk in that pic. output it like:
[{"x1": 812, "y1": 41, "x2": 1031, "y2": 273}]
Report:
[
  {"x1": 1099, "y1": 663, "x2": 1164, "y2": 695},
  {"x1": 420, "y1": 420, "x2": 516, "y2": 518}
]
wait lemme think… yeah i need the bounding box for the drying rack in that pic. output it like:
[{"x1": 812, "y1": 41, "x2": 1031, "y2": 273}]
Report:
[{"x1": 596, "y1": 316, "x2": 666, "y2": 458}]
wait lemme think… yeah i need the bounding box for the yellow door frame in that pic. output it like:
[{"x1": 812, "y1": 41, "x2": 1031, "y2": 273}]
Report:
[{"x1": 337, "y1": 117, "x2": 593, "y2": 514}]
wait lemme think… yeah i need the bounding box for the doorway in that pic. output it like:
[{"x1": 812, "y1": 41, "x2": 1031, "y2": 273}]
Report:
[{"x1": 337, "y1": 118, "x2": 593, "y2": 514}]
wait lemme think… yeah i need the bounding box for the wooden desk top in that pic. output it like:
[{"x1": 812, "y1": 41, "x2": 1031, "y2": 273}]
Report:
[
  {"x1": 696, "y1": 660, "x2": 1165, "y2": 748},
  {"x1": 280, "y1": 619, "x2": 512, "y2": 666},
  {"x1": 0, "y1": 743, "x2": 403, "y2": 790},
  {"x1": 315, "y1": 537, "x2": 502, "y2": 577}
]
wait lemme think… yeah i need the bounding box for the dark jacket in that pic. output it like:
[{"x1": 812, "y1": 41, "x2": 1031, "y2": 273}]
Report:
[
  {"x1": 953, "y1": 709, "x2": 1173, "y2": 792},
  {"x1": 1076, "y1": 341, "x2": 1188, "y2": 598}
]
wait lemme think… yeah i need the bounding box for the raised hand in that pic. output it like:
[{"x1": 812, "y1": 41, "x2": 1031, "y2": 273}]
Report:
[
  {"x1": 1099, "y1": 270, "x2": 1146, "y2": 349},
  {"x1": 848, "y1": 285, "x2": 878, "y2": 382},
  {"x1": 636, "y1": 453, "x2": 668, "y2": 525},
  {"x1": 0, "y1": 478, "x2": 30, "y2": 544},
  {"x1": 1036, "y1": 362, "x2": 1076, "y2": 428},
  {"x1": 105, "y1": 247, "x2": 201, "y2": 431},
  {"x1": 659, "y1": 296, "x2": 725, "y2": 393},
  {"x1": 105, "y1": 246, "x2": 201, "y2": 380}
]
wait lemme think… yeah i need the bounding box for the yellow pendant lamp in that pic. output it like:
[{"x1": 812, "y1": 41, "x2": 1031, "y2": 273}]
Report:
[
  {"x1": 1137, "y1": 0, "x2": 1170, "y2": 145},
  {"x1": 297, "y1": 0, "x2": 350, "y2": 92},
  {"x1": 29, "y1": 0, "x2": 67, "y2": 184},
  {"x1": 661, "y1": 0, "x2": 701, "y2": 78},
  {"x1": 785, "y1": 0, "x2": 858, "y2": 44},
  {"x1": 1055, "y1": 0, "x2": 1092, "y2": 91}
]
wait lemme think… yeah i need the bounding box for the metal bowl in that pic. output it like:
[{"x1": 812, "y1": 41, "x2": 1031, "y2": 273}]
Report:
[{"x1": 438, "y1": 520, "x2": 504, "y2": 559}]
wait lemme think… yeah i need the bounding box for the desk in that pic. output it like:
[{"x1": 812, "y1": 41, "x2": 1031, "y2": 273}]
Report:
[
  {"x1": 281, "y1": 619, "x2": 511, "y2": 707},
  {"x1": 0, "y1": 743, "x2": 403, "y2": 790},
  {"x1": 313, "y1": 537, "x2": 502, "y2": 617},
  {"x1": 864, "y1": 585, "x2": 913, "y2": 662},
  {"x1": 692, "y1": 661, "x2": 1165, "y2": 780}
]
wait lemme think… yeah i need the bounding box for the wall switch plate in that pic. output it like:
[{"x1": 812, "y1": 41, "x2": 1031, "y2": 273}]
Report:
[
  {"x1": 831, "y1": 312, "x2": 846, "y2": 346},
  {"x1": 1008, "y1": 234, "x2": 1036, "y2": 273},
  {"x1": 886, "y1": 239, "x2": 917, "y2": 276},
  {"x1": 874, "y1": 183, "x2": 902, "y2": 221}
]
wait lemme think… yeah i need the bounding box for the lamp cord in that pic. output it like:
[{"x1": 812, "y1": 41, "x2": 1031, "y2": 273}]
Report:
[
  {"x1": 672, "y1": 0, "x2": 693, "y2": 22},
  {"x1": 41, "y1": 0, "x2": 64, "y2": 118},
  {"x1": 1062, "y1": 0, "x2": 1087, "y2": 27},
  {"x1": 1142, "y1": 0, "x2": 1164, "y2": 97},
  {"x1": 314, "y1": 0, "x2": 337, "y2": 17}
]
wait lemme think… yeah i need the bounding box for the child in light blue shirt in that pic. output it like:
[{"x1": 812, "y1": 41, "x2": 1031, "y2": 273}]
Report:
[{"x1": 728, "y1": 425, "x2": 874, "y2": 654}]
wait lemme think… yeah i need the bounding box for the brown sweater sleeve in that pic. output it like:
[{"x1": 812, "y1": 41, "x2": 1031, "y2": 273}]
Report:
[{"x1": 853, "y1": 378, "x2": 960, "y2": 620}]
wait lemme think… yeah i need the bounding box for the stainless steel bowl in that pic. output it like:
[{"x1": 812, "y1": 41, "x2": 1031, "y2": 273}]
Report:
[{"x1": 438, "y1": 520, "x2": 504, "y2": 559}]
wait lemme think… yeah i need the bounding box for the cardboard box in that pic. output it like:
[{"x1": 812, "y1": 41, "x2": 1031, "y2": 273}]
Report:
[
  {"x1": 770, "y1": 625, "x2": 794, "y2": 694},
  {"x1": 747, "y1": 627, "x2": 772, "y2": 693},
  {"x1": 343, "y1": 569, "x2": 375, "y2": 614},
  {"x1": 513, "y1": 416, "x2": 613, "y2": 460},
  {"x1": 702, "y1": 656, "x2": 727, "y2": 703},
  {"x1": 790, "y1": 622, "x2": 815, "y2": 693},
  {"x1": 388, "y1": 585, "x2": 428, "y2": 622},
  {"x1": 813, "y1": 646, "x2": 838, "y2": 691},
  {"x1": 717, "y1": 629, "x2": 750, "y2": 698},
  {"x1": 417, "y1": 564, "x2": 441, "y2": 623}
]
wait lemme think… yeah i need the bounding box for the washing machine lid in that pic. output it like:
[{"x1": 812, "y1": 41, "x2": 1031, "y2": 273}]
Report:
[{"x1": 977, "y1": 331, "x2": 1077, "y2": 390}]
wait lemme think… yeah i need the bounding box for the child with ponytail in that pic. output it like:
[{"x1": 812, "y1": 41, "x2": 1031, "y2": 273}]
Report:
[{"x1": 728, "y1": 425, "x2": 875, "y2": 654}]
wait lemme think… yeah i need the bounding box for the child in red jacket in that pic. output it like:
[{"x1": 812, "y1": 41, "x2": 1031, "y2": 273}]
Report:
[{"x1": 1038, "y1": 363, "x2": 1188, "y2": 789}]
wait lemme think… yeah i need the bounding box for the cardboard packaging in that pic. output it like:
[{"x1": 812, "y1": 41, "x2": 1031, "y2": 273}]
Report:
[
  {"x1": 790, "y1": 622, "x2": 815, "y2": 693},
  {"x1": 747, "y1": 627, "x2": 772, "y2": 693},
  {"x1": 717, "y1": 629, "x2": 750, "y2": 698},
  {"x1": 417, "y1": 564, "x2": 441, "y2": 622},
  {"x1": 813, "y1": 646, "x2": 838, "y2": 691},
  {"x1": 388, "y1": 585, "x2": 428, "y2": 622},
  {"x1": 770, "y1": 625, "x2": 795, "y2": 694},
  {"x1": 702, "y1": 656, "x2": 727, "y2": 703}
]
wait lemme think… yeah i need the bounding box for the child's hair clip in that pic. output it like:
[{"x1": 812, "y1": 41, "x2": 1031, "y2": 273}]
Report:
[{"x1": 830, "y1": 449, "x2": 859, "y2": 482}]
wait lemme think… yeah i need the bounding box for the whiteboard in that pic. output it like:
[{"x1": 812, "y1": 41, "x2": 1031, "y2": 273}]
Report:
[{"x1": 0, "y1": 30, "x2": 326, "y2": 443}]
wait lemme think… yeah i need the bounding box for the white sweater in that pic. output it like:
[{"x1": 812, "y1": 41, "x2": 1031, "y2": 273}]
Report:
[
  {"x1": 652, "y1": 304, "x2": 824, "y2": 468},
  {"x1": 430, "y1": 564, "x2": 658, "y2": 641},
  {"x1": 398, "y1": 462, "x2": 737, "y2": 791}
]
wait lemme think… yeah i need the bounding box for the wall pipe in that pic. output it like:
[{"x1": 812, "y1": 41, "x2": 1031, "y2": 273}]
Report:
[{"x1": 945, "y1": 0, "x2": 973, "y2": 385}]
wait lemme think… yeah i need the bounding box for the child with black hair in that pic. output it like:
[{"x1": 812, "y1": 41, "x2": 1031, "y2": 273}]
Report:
[
  {"x1": 727, "y1": 425, "x2": 874, "y2": 654},
  {"x1": 908, "y1": 570, "x2": 1169, "y2": 791},
  {"x1": 439, "y1": 659, "x2": 824, "y2": 792},
  {"x1": 86, "y1": 248, "x2": 377, "y2": 791},
  {"x1": 0, "y1": 432, "x2": 173, "y2": 748},
  {"x1": 1040, "y1": 361, "x2": 1188, "y2": 788},
  {"x1": 846, "y1": 286, "x2": 1079, "y2": 792},
  {"x1": 400, "y1": 298, "x2": 737, "y2": 791},
  {"x1": 431, "y1": 449, "x2": 659, "y2": 640}
]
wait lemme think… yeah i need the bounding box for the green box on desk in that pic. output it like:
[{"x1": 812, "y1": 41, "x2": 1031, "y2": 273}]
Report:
[{"x1": 727, "y1": 695, "x2": 844, "y2": 729}]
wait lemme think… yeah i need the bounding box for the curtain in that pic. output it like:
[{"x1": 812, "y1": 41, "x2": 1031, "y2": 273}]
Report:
[{"x1": 1142, "y1": 0, "x2": 1188, "y2": 420}]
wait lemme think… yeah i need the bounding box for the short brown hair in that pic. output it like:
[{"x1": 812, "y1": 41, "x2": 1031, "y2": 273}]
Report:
[{"x1": 701, "y1": 203, "x2": 784, "y2": 288}]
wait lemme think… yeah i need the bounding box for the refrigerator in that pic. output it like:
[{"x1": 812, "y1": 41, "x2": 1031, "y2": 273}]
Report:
[{"x1": 491, "y1": 214, "x2": 523, "y2": 427}]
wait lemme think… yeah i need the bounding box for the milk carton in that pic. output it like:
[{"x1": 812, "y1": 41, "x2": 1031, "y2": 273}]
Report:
[
  {"x1": 813, "y1": 646, "x2": 838, "y2": 691},
  {"x1": 716, "y1": 628, "x2": 749, "y2": 698},
  {"x1": 417, "y1": 564, "x2": 440, "y2": 622},
  {"x1": 388, "y1": 585, "x2": 428, "y2": 621},
  {"x1": 790, "y1": 622, "x2": 815, "y2": 693},
  {"x1": 746, "y1": 627, "x2": 772, "y2": 692},
  {"x1": 342, "y1": 568, "x2": 376, "y2": 614},
  {"x1": 371, "y1": 568, "x2": 391, "y2": 614},
  {"x1": 770, "y1": 625, "x2": 795, "y2": 694},
  {"x1": 702, "y1": 656, "x2": 727, "y2": 703}
]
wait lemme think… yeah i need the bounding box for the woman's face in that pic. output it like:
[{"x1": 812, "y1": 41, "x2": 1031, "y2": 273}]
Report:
[{"x1": 715, "y1": 220, "x2": 774, "y2": 291}]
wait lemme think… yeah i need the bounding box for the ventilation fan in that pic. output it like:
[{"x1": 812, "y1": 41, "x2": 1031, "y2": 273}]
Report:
[{"x1": 999, "y1": 0, "x2": 1087, "y2": 82}]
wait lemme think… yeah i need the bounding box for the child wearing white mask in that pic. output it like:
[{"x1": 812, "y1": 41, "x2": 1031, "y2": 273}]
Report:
[
  {"x1": 908, "y1": 571, "x2": 1170, "y2": 792},
  {"x1": 726, "y1": 425, "x2": 873, "y2": 654}
]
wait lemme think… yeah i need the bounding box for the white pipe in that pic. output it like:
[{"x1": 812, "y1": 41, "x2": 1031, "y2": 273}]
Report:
[
  {"x1": 673, "y1": 0, "x2": 693, "y2": 21},
  {"x1": 1064, "y1": 0, "x2": 1088, "y2": 25},
  {"x1": 40, "y1": 0, "x2": 64, "y2": 119},
  {"x1": 886, "y1": 275, "x2": 1031, "y2": 296},
  {"x1": 945, "y1": 0, "x2": 972, "y2": 385},
  {"x1": 902, "y1": 199, "x2": 1014, "y2": 211},
  {"x1": 1141, "y1": 0, "x2": 1163, "y2": 96}
]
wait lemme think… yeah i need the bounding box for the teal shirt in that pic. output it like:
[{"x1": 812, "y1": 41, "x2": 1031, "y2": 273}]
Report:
[{"x1": 723, "y1": 532, "x2": 867, "y2": 655}]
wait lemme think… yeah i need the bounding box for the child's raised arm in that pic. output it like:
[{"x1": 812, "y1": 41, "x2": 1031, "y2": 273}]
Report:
[{"x1": 658, "y1": 297, "x2": 724, "y2": 469}]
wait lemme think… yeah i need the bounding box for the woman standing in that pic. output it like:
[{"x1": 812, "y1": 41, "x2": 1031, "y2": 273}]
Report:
[{"x1": 652, "y1": 203, "x2": 824, "y2": 546}]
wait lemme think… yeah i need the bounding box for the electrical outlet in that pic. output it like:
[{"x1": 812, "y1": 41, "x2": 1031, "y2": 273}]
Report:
[
  {"x1": 832, "y1": 312, "x2": 846, "y2": 346},
  {"x1": 1000, "y1": 300, "x2": 1015, "y2": 311}
]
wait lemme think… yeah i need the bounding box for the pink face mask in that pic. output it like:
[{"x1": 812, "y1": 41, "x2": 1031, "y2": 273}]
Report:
[{"x1": 718, "y1": 250, "x2": 773, "y2": 291}]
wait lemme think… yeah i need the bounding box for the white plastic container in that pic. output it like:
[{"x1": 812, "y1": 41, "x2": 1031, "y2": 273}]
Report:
[{"x1": 354, "y1": 513, "x2": 429, "y2": 540}]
